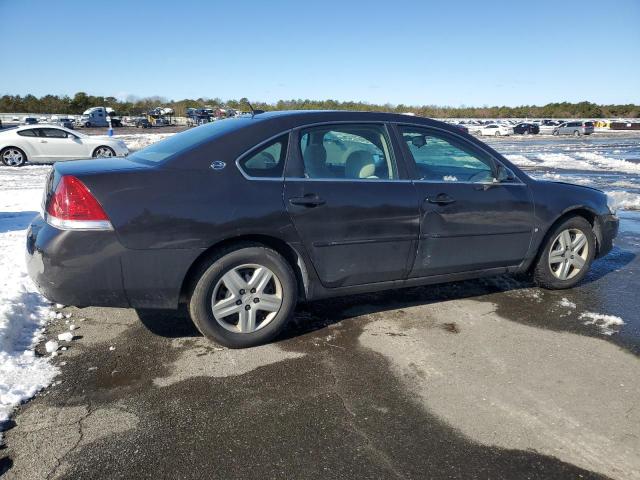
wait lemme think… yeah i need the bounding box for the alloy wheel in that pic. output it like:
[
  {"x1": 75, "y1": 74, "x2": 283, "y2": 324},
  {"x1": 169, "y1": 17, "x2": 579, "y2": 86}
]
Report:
[
  {"x1": 94, "y1": 147, "x2": 114, "y2": 158},
  {"x1": 211, "y1": 264, "x2": 283, "y2": 333},
  {"x1": 548, "y1": 228, "x2": 589, "y2": 280},
  {"x1": 1, "y1": 148, "x2": 25, "y2": 166}
]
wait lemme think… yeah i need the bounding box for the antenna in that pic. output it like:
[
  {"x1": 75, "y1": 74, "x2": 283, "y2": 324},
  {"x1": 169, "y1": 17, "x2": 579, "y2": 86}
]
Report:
[
  {"x1": 245, "y1": 101, "x2": 264, "y2": 118},
  {"x1": 247, "y1": 101, "x2": 255, "y2": 117}
]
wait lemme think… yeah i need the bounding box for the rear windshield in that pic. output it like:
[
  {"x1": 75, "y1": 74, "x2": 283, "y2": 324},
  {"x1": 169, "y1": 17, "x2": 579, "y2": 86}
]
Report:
[{"x1": 129, "y1": 117, "x2": 252, "y2": 164}]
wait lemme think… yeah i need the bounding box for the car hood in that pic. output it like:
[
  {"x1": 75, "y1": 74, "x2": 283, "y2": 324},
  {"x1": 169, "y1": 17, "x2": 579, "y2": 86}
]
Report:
[{"x1": 540, "y1": 179, "x2": 603, "y2": 194}]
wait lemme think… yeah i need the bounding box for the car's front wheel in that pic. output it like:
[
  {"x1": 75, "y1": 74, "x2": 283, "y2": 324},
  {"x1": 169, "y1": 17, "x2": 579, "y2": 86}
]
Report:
[
  {"x1": 533, "y1": 216, "x2": 595, "y2": 289},
  {"x1": 93, "y1": 146, "x2": 115, "y2": 158},
  {"x1": 574, "y1": 130, "x2": 581, "y2": 137},
  {"x1": 1, "y1": 147, "x2": 27, "y2": 167},
  {"x1": 189, "y1": 245, "x2": 298, "y2": 348}
]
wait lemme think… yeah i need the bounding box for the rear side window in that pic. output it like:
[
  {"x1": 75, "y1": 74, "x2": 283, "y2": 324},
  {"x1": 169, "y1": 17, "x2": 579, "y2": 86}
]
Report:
[
  {"x1": 237, "y1": 134, "x2": 288, "y2": 178},
  {"x1": 298, "y1": 124, "x2": 397, "y2": 180},
  {"x1": 130, "y1": 117, "x2": 252, "y2": 164},
  {"x1": 17, "y1": 129, "x2": 37, "y2": 137},
  {"x1": 40, "y1": 128, "x2": 69, "y2": 138}
]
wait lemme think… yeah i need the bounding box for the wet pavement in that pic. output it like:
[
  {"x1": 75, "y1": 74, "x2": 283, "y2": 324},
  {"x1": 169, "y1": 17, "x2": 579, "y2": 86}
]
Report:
[{"x1": 1, "y1": 212, "x2": 638, "y2": 480}]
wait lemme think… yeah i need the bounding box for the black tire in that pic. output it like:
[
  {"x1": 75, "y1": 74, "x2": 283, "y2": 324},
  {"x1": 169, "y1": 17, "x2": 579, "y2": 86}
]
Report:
[
  {"x1": 533, "y1": 216, "x2": 596, "y2": 289},
  {"x1": 1, "y1": 146, "x2": 27, "y2": 167},
  {"x1": 573, "y1": 130, "x2": 581, "y2": 137},
  {"x1": 523, "y1": 129, "x2": 529, "y2": 135},
  {"x1": 188, "y1": 245, "x2": 298, "y2": 348},
  {"x1": 92, "y1": 146, "x2": 115, "y2": 158},
  {"x1": 553, "y1": 130, "x2": 559, "y2": 136},
  {"x1": 85, "y1": 122, "x2": 92, "y2": 128}
]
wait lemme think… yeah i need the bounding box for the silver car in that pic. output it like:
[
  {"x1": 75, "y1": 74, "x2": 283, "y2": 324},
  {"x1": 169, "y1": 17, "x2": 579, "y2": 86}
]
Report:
[{"x1": 553, "y1": 121, "x2": 594, "y2": 136}]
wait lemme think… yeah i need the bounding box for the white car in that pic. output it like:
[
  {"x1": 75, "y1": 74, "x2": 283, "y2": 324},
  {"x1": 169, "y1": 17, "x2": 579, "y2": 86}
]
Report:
[
  {"x1": 479, "y1": 124, "x2": 513, "y2": 136},
  {"x1": 0, "y1": 124, "x2": 128, "y2": 167}
]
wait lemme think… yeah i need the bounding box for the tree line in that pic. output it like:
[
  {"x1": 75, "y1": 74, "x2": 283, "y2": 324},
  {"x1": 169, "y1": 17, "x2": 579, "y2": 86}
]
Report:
[{"x1": 1, "y1": 92, "x2": 638, "y2": 118}]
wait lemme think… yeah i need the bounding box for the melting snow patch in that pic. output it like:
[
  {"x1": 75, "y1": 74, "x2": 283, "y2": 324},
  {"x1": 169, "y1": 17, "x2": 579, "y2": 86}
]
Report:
[
  {"x1": 579, "y1": 312, "x2": 625, "y2": 336},
  {"x1": 57, "y1": 332, "x2": 74, "y2": 342},
  {"x1": 607, "y1": 191, "x2": 640, "y2": 211},
  {"x1": 0, "y1": 187, "x2": 59, "y2": 434},
  {"x1": 559, "y1": 298, "x2": 576, "y2": 309}
]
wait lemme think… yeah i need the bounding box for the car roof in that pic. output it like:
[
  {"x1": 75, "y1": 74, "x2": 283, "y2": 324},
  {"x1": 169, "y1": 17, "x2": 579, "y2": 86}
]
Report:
[{"x1": 252, "y1": 109, "x2": 433, "y2": 123}]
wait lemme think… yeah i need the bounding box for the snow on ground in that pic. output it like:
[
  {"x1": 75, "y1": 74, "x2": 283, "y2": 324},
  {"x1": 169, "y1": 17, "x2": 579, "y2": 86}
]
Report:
[
  {"x1": 113, "y1": 133, "x2": 174, "y2": 152},
  {"x1": 607, "y1": 190, "x2": 640, "y2": 211},
  {"x1": 506, "y1": 152, "x2": 640, "y2": 174},
  {"x1": 0, "y1": 186, "x2": 58, "y2": 436},
  {"x1": 0, "y1": 133, "x2": 171, "y2": 433},
  {"x1": 579, "y1": 312, "x2": 625, "y2": 336}
]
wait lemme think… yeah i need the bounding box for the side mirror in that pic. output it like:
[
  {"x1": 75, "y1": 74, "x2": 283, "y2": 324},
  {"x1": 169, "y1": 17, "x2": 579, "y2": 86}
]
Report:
[
  {"x1": 496, "y1": 165, "x2": 515, "y2": 182},
  {"x1": 411, "y1": 135, "x2": 427, "y2": 148}
]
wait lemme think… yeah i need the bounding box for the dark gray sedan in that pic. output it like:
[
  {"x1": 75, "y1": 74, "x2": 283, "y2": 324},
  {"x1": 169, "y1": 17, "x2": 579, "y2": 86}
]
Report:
[{"x1": 26, "y1": 111, "x2": 619, "y2": 348}]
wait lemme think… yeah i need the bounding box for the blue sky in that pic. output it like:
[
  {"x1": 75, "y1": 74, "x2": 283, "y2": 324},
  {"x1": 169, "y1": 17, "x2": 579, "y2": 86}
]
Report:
[{"x1": 1, "y1": 0, "x2": 639, "y2": 106}]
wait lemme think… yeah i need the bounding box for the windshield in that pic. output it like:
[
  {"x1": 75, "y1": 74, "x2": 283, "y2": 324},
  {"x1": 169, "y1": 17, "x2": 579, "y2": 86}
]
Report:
[{"x1": 129, "y1": 117, "x2": 252, "y2": 164}]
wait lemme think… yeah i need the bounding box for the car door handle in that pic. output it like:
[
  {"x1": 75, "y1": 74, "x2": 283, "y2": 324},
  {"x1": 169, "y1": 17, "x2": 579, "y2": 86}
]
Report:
[
  {"x1": 289, "y1": 194, "x2": 326, "y2": 207},
  {"x1": 426, "y1": 194, "x2": 456, "y2": 205}
]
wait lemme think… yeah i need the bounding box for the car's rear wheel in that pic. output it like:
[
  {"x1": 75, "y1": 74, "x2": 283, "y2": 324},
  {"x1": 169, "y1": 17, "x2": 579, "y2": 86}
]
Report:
[
  {"x1": 523, "y1": 129, "x2": 529, "y2": 135},
  {"x1": 573, "y1": 130, "x2": 581, "y2": 137},
  {"x1": 1, "y1": 147, "x2": 27, "y2": 167},
  {"x1": 533, "y1": 216, "x2": 595, "y2": 289},
  {"x1": 553, "y1": 130, "x2": 559, "y2": 136},
  {"x1": 188, "y1": 245, "x2": 298, "y2": 348},
  {"x1": 495, "y1": 131, "x2": 500, "y2": 136},
  {"x1": 93, "y1": 146, "x2": 115, "y2": 158}
]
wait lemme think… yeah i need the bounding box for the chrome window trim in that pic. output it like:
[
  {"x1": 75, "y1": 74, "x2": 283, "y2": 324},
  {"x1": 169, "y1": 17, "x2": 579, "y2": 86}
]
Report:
[
  {"x1": 234, "y1": 129, "x2": 292, "y2": 181},
  {"x1": 284, "y1": 178, "x2": 413, "y2": 184},
  {"x1": 412, "y1": 180, "x2": 526, "y2": 187}
]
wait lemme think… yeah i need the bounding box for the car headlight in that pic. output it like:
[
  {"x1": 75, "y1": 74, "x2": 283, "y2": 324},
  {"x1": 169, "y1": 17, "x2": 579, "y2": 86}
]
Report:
[{"x1": 606, "y1": 194, "x2": 618, "y2": 215}]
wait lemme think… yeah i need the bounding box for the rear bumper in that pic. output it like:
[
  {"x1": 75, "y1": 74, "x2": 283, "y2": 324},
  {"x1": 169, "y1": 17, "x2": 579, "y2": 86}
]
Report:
[
  {"x1": 26, "y1": 215, "x2": 130, "y2": 307},
  {"x1": 26, "y1": 215, "x2": 203, "y2": 309},
  {"x1": 595, "y1": 213, "x2": 619, "y2": 258}
]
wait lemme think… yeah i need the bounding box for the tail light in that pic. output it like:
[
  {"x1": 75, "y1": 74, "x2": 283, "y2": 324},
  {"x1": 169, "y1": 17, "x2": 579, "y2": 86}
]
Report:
[{"x1": 45, "y1": 175, "x2": 113, "y2": 231}]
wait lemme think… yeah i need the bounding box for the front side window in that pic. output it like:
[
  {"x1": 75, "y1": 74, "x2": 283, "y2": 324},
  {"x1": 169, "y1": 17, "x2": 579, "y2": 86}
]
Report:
[
  {"x1": 399, "y1": 126, "x2": 494, "y2": 183},
  {"x1": 298, "y1": 124, "x2": 397, "y2": 180},
  {"x1": 238, "y1": 134, "x2": 288, "y2": 178}
]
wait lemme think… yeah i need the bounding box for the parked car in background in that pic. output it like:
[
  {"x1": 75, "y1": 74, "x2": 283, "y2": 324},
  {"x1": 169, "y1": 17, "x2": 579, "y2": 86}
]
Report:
[
  {"x1": 23, "y1": 117, "x2": 38, "y2": 125},
  {"x1": 453, "y1": 123, "x2": 469, "y2": 133},
  {"x1": 513, "y1": 123, "x2": 540, "y2": 135},
  {"x1": 0, "y1": 125, "x2": 128, "y2": 166},
  {"x1": 479, "y1": 124, "x2": 513, "y2": 136},
  {"x1": 553, "y1": 121, "x2": 595, "y2": 136},
  {"x1": 25, "y1": 111, "x2": 618, "y2": 348},
  {"x1": 135, "y1": 118, "x2": 152, "y2": 128},
  {"x1": 57, "y1": 118, "x2": 75, "y2": 129},
  {"x1": 539, "y1": 121, "x2": 562, "y2": 135}
]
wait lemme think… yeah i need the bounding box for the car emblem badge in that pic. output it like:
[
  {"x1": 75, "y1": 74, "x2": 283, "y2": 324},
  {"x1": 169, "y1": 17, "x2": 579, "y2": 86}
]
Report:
[{"x1": 210, "y1": 160, "x2": 226, "y2": 171}]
